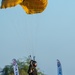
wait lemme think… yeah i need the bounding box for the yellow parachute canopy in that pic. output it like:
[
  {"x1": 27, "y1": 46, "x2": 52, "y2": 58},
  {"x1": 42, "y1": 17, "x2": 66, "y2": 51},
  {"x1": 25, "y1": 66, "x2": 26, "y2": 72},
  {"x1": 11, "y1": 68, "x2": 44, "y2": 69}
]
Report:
[{"x1": 0, "y1": 0, "x2": 48, "y2": 14}]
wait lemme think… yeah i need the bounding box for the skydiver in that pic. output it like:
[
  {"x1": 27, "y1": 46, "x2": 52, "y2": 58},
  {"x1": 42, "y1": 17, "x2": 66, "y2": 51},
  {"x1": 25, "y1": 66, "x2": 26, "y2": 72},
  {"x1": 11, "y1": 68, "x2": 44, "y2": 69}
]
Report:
[{"x1": 28, "y1": 60, "x2": 37, "y2": 75}]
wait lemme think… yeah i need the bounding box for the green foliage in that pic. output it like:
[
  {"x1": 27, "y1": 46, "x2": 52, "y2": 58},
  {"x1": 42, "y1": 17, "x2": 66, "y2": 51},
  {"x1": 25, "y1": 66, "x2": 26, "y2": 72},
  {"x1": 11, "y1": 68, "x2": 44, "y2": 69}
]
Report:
[{"x1": 3, "y1": 56, "x2": 45, "y2": 75}]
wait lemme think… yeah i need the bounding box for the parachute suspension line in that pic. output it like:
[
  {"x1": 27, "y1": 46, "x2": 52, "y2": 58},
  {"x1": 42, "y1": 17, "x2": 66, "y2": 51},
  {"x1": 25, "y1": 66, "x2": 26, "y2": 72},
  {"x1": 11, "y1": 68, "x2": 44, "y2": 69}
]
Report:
[
  {"x1": 9, "y1": 15, "x2": 21, "y2": 39},
  {"x1": 24, "y1": 19, "x2": 33, "y2": 56},
  {"x1": 30, "y1": 24, "x2": 35, "y2": 57},
  {"x1": 26, "y1": 15, "x2": 39, "y2": 58},
  {"x1": 13, "y1": 16, "x2": 24, "y2": 42},
  {"x1": 10, "y1": 12, "x2": 28, "y2": 54},
  {"x1": 35, "y1": 18, "x2": 38, "y2": 57},
  {"x1": 31, "y1": 15, "x2": 39, "y2": 59}
]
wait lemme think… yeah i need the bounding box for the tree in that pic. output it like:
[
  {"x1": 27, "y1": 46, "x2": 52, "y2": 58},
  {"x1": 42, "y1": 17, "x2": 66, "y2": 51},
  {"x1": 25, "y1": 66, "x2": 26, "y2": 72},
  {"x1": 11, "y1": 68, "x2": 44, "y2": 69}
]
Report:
[{"x1": 3, "y1": 56, "x2": 45, "y2": 75}]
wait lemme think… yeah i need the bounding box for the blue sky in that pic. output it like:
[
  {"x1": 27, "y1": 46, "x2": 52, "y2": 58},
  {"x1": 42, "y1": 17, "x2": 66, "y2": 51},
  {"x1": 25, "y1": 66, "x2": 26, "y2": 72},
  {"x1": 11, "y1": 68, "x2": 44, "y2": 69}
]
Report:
[{"x1": 0, "y1": 0, "x2": 75, "y2": 75}]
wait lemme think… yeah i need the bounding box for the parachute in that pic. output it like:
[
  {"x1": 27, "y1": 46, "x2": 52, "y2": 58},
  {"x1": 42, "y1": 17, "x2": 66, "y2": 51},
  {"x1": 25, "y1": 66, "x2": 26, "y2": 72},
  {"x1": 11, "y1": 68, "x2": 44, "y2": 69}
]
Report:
[{"x1": 0, "y1": 0, "x2": 48, "y2": 14}]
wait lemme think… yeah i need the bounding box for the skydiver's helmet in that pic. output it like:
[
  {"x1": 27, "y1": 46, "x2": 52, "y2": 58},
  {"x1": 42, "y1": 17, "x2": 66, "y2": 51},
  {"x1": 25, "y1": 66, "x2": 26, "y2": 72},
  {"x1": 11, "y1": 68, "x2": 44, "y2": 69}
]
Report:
[
  {"x1": 30, "y1": 60, "x2": 37, "y2": 67},
  {"x1": 32, "y1": 60, "x2": 37, "y2": 67}
]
